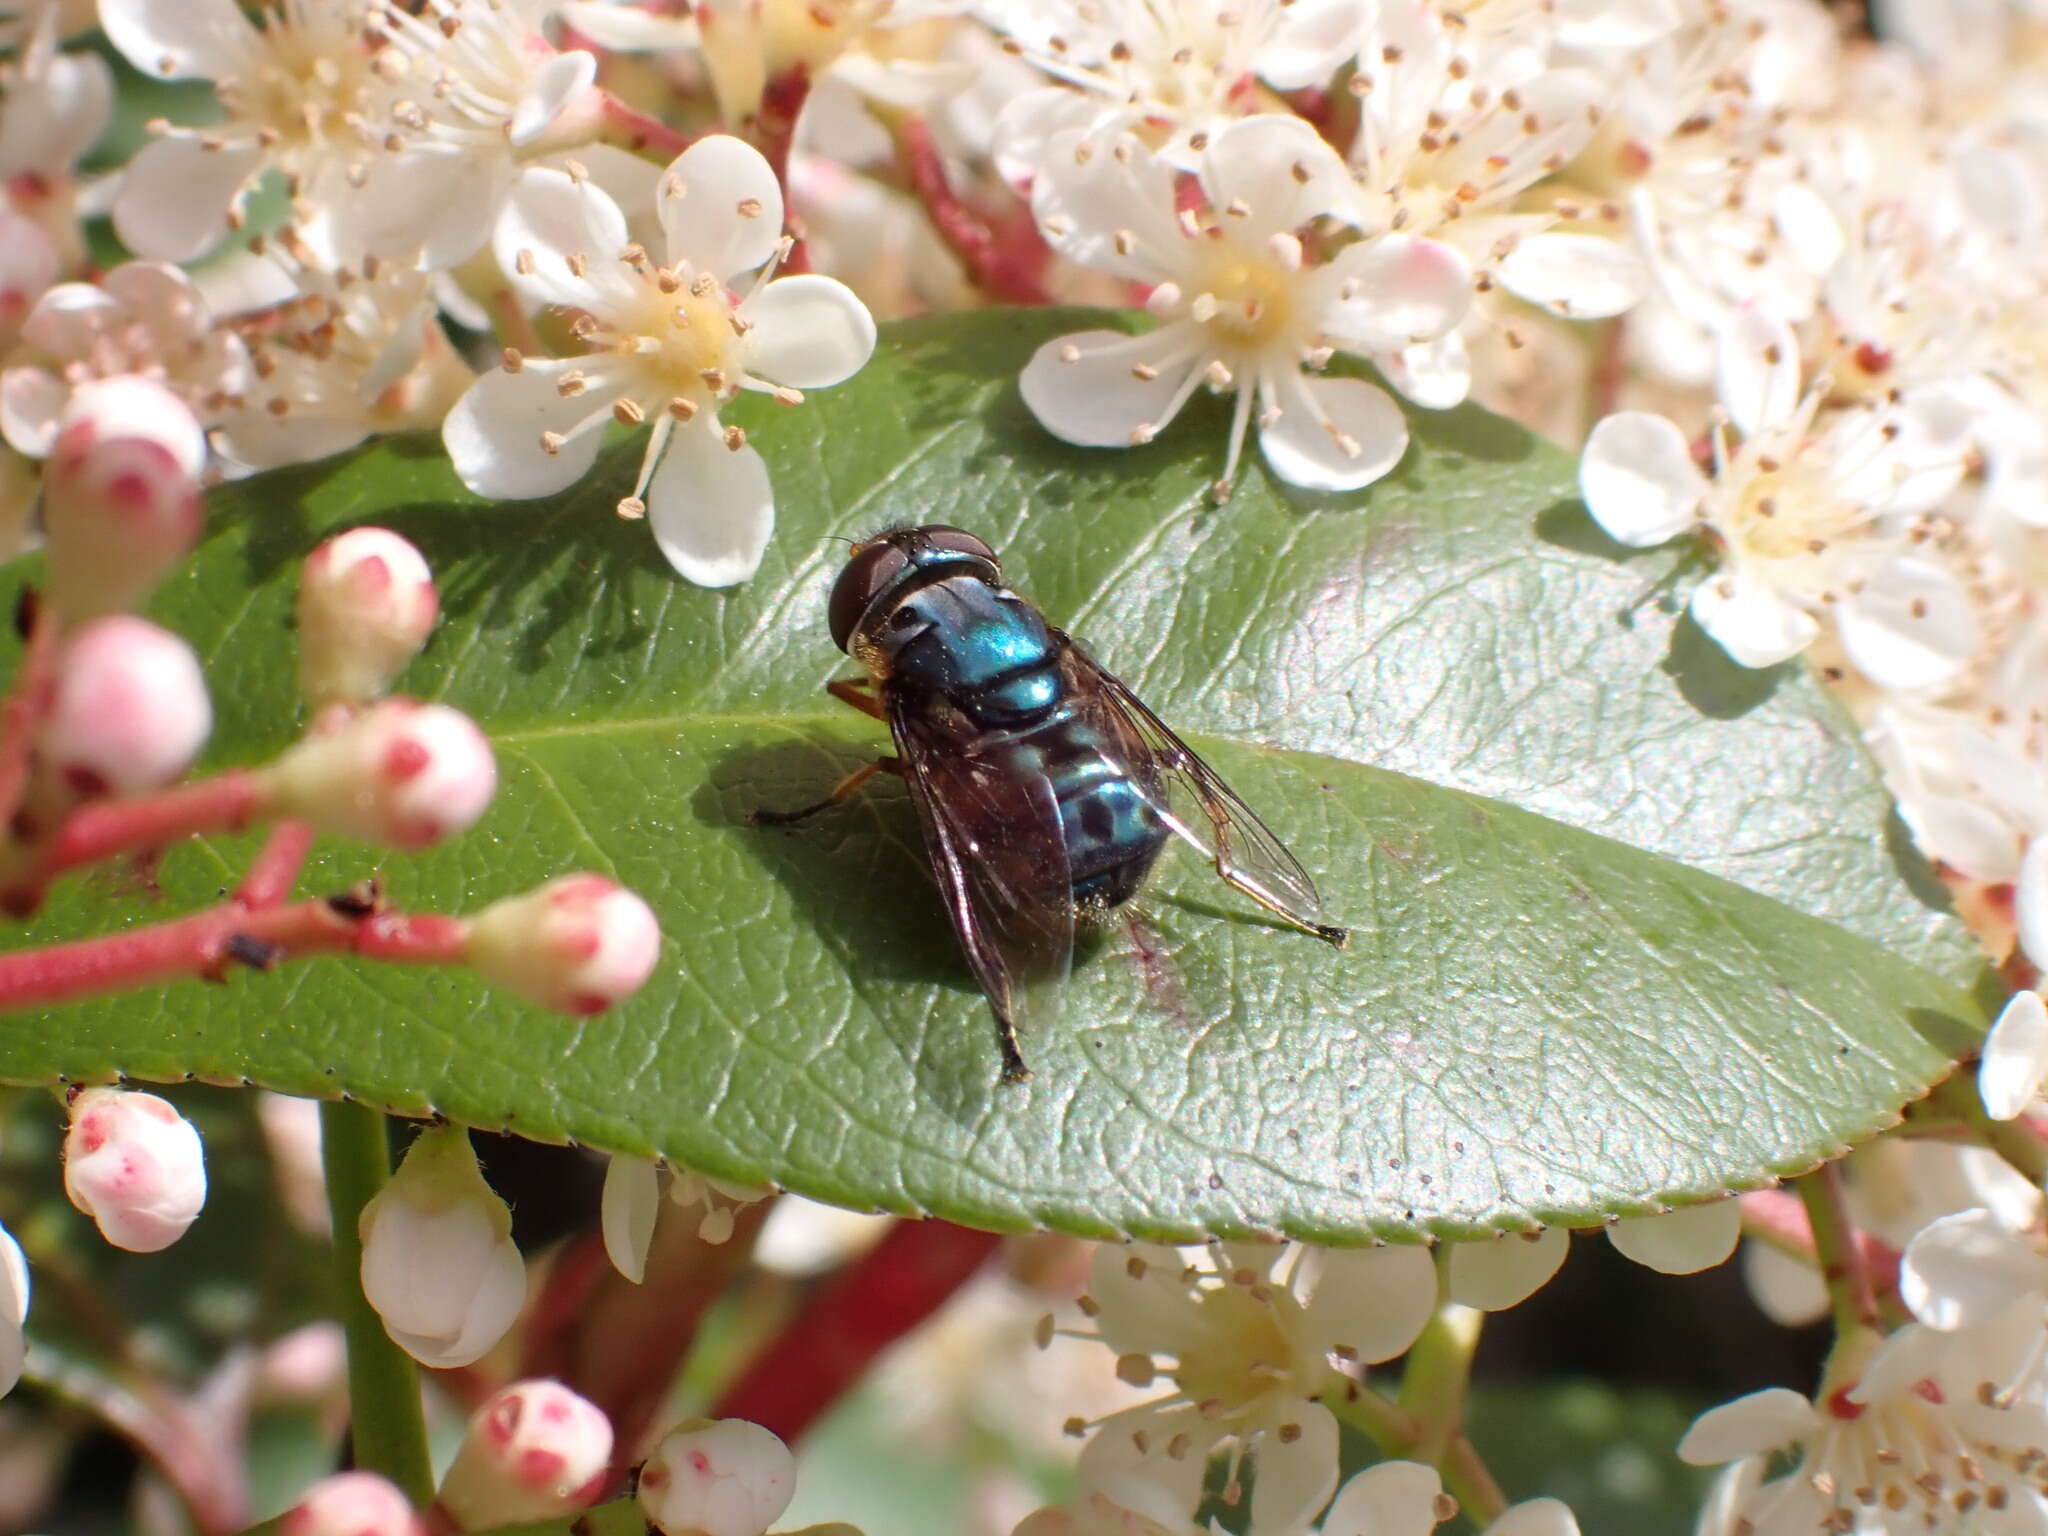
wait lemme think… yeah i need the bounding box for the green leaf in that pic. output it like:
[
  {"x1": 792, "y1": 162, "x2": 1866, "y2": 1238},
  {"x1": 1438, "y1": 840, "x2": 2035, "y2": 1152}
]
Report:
[{"x1": 0, "y1": 309, "x2": 1985, "y2": 1242}]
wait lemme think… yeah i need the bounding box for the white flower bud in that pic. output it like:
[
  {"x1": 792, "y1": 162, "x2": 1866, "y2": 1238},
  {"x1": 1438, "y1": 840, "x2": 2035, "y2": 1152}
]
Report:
[
  {"x1": 264, "y1": 699, "x2": 496, "y2": 849},
  {"x1": 466, "y1": 875, "x2": 661, "y2": 1015},
  {"x1": 0, "y1": 1218, "x2": 28, "y2": 1399},
  {"x1": 41, "y1": 617, "x2": 211, "y2": 797},
  {"x1": 437, "y1": 1378, "x2": 613, "y2": 1529},
  {"x1": 280, "y1": 1472, "x2": 425, "y2": 1536},
  {"x1": 62, "y1": 1087, "x2": 207, "y2": 1252},
  {"x1": 638, "y1": 1418, "x2": 795, "y2": 1536},
  {"x1": 41, "y1": 377, "x2": 204, "y2": 621},
  {"x1": 359, "y1": 1126, "x2": 524, "y2": 1369},
  {"x1": 297, "y1": 528, "x2": 439, "y2": 709}
]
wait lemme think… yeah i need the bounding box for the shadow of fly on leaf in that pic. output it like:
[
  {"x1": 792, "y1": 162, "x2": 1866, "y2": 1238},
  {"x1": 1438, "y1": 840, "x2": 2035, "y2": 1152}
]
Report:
[{"x1": 749, "y1": 524, "x2": 1350, "y2": 1086}]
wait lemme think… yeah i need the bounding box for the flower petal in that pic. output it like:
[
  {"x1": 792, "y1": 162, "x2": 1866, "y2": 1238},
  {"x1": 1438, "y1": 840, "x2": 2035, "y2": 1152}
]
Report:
[
  {"x1": 1676, "y1": 1388, "x2": 1818, "y2": 1466},
  {"x1": 1321, "y1": 1460, "x2": 1442, "y2": 1536},
  {"x1": 99, "y1": 0, "x2": 252, "y2": 78},
  {"x1": 602, "y1": 1155, "x2": 660, "y2": 1285},
  {"x1": 0, "y1": 1222, "x2": 25, "y2": 1397},
  {"x1": 357, "y1": 148, "x2": 510, "y2": 271},
  {"x1": 1835, "y1": 556, "x2": 1976, "y2": 693},
  {"x1": 1982, "y1": 990, "x2": 2048, "y2": 1122},
  {"x1": 1608, "y1": 1201, "x2": 1739, "y2": 1274},
  {"x1": 1200, "y1": 114, "x2": 1361, "y2": 240},
  {"x1": 1689, "y1": 573, "x2": 1819, "y2": 669},
  {"x1": 557, "y1": 0, "x2": 699, "y2": 49},
  {"x1": 1319, "y1": 235, "x2": 1473, "y2": 352},
  {"x1": 1260, "y1": 0, "x2": 1374, "y2": 88},
  {"x1": 1448, "y1": 1228, "x2": 1568, "y2": 1312},
  {"x1": 1740, "y1": 1240, "x2": 1829, "y2": 1328},
  {"x1": 2017, "y1": 838, "x2": 2048, "y2": 974},
  {"x1": 1029, "y1": 128, "x2": 1182, "y2": 283},
  {"x1": 112, "y1": 135, "x2": 263, "y2": 263},
  {"x1": 1257, "y1": 372, "x2": 1408, "y2": 493},
  {"x1": 0, "y1": 366, "x2": 66, "y2": 458},
  {"x1": 1247, "y1": 1400, "x2": 1339, "y2": 1536},
  {"x1": 213, "y1": 412, "x2": 368, "y2": 473},
  {"x1": 1301, "y1": 1242, "x2": 1437, "y2": 1361},
  {"x1": 741, "y1": 275, "x2": 877, "y2": 389},
  {"x1": 1379, "y1": 330, "x2": 1471, "y2": 409},
  {"x1": 495, "y1": 167, "x2": 637, "y2": 313},
  {"x1": 658, "y1": 135, "x2": 784, "y2": 281},
  {"x1": 645, "y1": 422, "x2": 774, "y2": 587},
  {"x1": 1495, "y1": 233, "x2": 1646, "y2": 319},
  {"x1": 1577, "y1": 412, "x2": 1704, "y2": 546},
  {"x1": 1019, "y1": 327, "x2": 1204, "y2": 449},
  {"x1": 1900, "y1": 1208, "x2": 2047, "y2": 1331},
  {"x1": 1714, "y1": 305, "x2": 1801, "y2": 439},
  {"x1": 512, "y1": 49, "x2": 598, "y2": 146},
  {"x1": 1489, "y1": 1498, "x2": 1582, "y2": 1536},
  {"x1": 442, "y1": 361, "x2": 612, "y2": 500}
]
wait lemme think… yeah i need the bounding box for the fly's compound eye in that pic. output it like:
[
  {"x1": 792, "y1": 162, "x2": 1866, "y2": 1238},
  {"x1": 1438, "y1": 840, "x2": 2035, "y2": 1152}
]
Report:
[
  {"x1": 828, "y1": 541, "x2": 911, "y2": 652},
  {"x1": 918, "y1": 526, "x2": 998, "y2": 567}
]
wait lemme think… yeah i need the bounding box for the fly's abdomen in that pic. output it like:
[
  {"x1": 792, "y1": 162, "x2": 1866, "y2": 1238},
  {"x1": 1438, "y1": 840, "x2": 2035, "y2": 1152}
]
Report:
[{"x1": 1038, "y1": 720, "x2": 1169, "y2": 910}]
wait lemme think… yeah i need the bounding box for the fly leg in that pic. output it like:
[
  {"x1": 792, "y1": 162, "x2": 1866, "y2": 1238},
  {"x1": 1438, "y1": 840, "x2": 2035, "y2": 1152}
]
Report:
[
  {"x1": 749, "y1": 676, "x2": 896, "y2": 824},
  {"x1": 749, "y1": 756, "x2": 901, "y2": 825},
  {"x1": 1205, "y1": 822, "x2": 1350, "y2": 948},
  {"x1": 993, "y1": 1007, "x2": 1031, "y2": 1084}
]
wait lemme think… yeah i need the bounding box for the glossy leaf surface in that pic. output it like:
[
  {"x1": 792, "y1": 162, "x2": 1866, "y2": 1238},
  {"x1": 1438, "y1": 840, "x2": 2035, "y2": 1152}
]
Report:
[{"x1": 0, "y1": 309, "x2": 1984, "y2": 1241}]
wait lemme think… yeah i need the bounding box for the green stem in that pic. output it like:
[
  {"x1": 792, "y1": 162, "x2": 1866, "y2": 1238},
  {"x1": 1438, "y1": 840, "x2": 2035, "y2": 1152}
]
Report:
[
  {"x1": 1396, "y1": 1295, "x2": 1484, "y2": 1467},
  {"x1": 320, "y1": 1099, "x2": 434, "y2": 1506},
  {"x1": 1797, "y1": 1163, "x2": 1874, "y2": 1333},
  {"x1": 1325, "y1": 1355, "x2": 1510, "y2": 1528}
]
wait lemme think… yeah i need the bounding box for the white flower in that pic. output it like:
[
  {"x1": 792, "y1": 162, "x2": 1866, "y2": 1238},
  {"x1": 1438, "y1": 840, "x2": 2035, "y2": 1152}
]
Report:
[
  {"x1": 62, "y1": 1087, "x2": 208, "y2": 1252},
  {"x1": 0, "y1": 262, "x2": 248, "y2": 460},
  {"x1": 1071, "y1": 1241, "x2": 1437, "y2": 1536},
  {"x1": 1682, "y1": 1319, "x2": 2048, "y2": 1534},
  {"x1": 1344, "y1": 4, "x2": 1646, "y2": 353},
  {"x1": 357, "y1": 1126, "x2": 525, "y2": 1368},
  {"x1": 0, "y1": 1218, "x2": 27, "y2": 1399},
  {"x1": 986, "y1": 0, "x2": 1369, "y2": 174},
  {"x1": 1984, "y1": 991, "x2": 2048, "y2": 1122},
  {"x1": 443, "y1": 135, "x2": 876, "y2": 586},
  {"x1": 100, "y1": 0, "x2": 595, "y2": 267},
  {"x1": 215, "y1": 249, "x2": 475, "y2": 475},
  {"x1": 1580, "y1": 310, "x2": 1972, "y2": 676},
  {"x1": 1021, "y1": 114, "x2": 1471, "y2": 498},
  {"x1": 670, "y1": 1167, "x2": 771, "y2": 1245}
]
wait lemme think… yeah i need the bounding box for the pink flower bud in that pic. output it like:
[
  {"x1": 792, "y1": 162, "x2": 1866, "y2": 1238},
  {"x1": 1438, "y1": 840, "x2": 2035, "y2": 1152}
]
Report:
[
  {"x1": 41, "y1": 377, "x2": 204, "y2": 621},
  {"x1": 638, "y1": 1419, "x2": 795, "y2": 1536},
  {"x1": 40, "y1": 617, "x2": 211, "y2": 798},
  {"x1": 264, "y1": 699, "x2": 496, "y2": 849},
  {"x1": 62, "y1": 1087, "x2": 207, "y2": 1252},
  {"x1": 298, "y1": 528, "x2": 439, "y2": 709},
  {"x1": 437, "y1": 1379, "x2": 613, "y2": 1529},
  {"x1": 358, "y1": 1127, "x2": 524, "y2": 1369},
  {"x1": 280, "y1": 1472, "x2": 426, "y2": 1536},
  {"x1": 0, "y1": 1218, "x2": 28, "y2": 1399},
  {"x1": 466, "y1": 875, "x2": 661, "y2": 1016}
]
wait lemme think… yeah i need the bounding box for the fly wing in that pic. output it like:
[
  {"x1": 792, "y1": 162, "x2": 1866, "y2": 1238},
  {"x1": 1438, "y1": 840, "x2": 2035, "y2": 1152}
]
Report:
[
  {"x1": 887, "y1": 690, "x2": 1074, "y2": 1078},
  {"x1": 1061, "y1": 639, "x2": 1331, "y2": 934}
]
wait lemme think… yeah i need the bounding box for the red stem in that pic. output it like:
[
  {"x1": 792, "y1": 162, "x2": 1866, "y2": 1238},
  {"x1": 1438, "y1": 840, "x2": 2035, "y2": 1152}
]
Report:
[
  {"x1": 234, "y1": 817, "x2": 314, "y2": 909},
  {"x1": 0, "y1": 899, "x2": 469, "y2": 1010},
  {"x1": 897, "y1": 114, "x2": 1053, "y2": 306},
  {"x1": 711, "y1": 1220, "x2": 1001, "y2": 1441},
  {"x1": 595, "y1": 89, "x2": 692, "y2": 160},
  {"x1": 42, "y1": 769, "x2": 271, "y2": 880},
  {"x1": 756, "y1": 65, "x2": 813, "y2": 275},
  {"x1": 0, "y1": 595, "x2": 58, "y2": 830}
]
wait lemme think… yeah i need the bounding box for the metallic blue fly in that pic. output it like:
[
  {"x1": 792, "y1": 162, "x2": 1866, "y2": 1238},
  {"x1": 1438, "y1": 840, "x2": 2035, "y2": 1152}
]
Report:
[{"x1": 754, "y1": 525, "x2": 1348, "y2": 1082}]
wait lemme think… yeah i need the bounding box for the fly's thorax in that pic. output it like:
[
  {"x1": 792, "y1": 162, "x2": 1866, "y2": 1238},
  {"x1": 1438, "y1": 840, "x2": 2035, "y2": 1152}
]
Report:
[{"x1": 861, "y1": 573, "x2": 1060, "y2": 702}]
